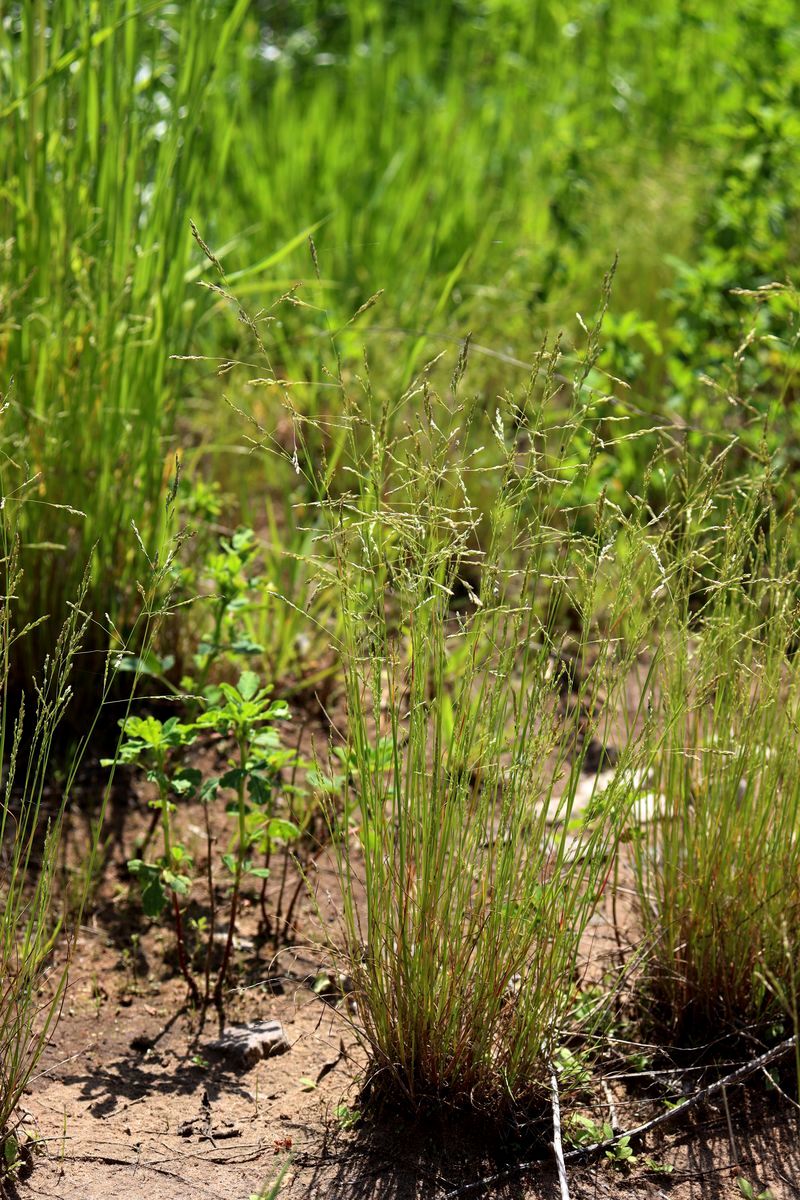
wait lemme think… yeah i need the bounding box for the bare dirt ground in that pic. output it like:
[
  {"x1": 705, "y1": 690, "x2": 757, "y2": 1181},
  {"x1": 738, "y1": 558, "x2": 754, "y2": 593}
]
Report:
[
  {"x1": 14, "y1": 945, "x2": 800, "y2": 1200},
  {"x1": 9, "y1": 720, "x2": 800, "y2": 1200}
]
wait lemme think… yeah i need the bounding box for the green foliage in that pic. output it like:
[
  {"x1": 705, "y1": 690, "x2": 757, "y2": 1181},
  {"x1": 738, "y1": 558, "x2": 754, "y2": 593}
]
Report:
[
  {"x1": 661, "y1": 87, "x2": 800, "y2": 472},
  {"x1": 566, "y1": 1114, "x2": 635, "y2": 1168},
  {"x1": 248, "y1": 1157, "x2": 292, "y2": 1200},
  {"x1": 0, "y1": 0, "x2": 248, "y2": 694},
  {"x1": 6, "y1": 0, "x2": 800, "y2": 1158},
  {"x1": 738, "y1": 1180, "x2": 775, "y2": 1200},
  {"x1": 4, "y1": 0, "x2": 800, "y2": 709},
  {"x1": 110, "y1": 715, "x2": 198, "y2": 920},
  {"x1": 564, "y1": 1112, "x2": 605, "y2": 1147},
  {"x1": 165, "y1": 517, "x2": 336, "y2": 704},
  {"x1": 110, "y1": 668, "x2": 300, "y2": 1011},
  {"x1": 218, "y1": 0, "x2": 800, "y2": 331},
  {"x1": 0, "y1": 541, "x2": 87, "y2": 1166},
  {"x1": 335, "y1": 1104, "x2": 361, "y2": 1132},
  {"x1": 195, "y1": 670, "x2": 298, "y2": 887},
  {"x1": 0, "y1": 480, "x2": 161, "y2": 1168},
  {"x1": 187, "y1": 529, "x2": 265, "y2": 702}
]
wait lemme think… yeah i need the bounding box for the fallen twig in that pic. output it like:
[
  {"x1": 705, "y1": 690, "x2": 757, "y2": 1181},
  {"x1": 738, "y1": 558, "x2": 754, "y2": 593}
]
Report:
[
  {"x1": 563, "y1": 1034, "x2": 795, "y2": 1163},
  {"x1": 600, "y1": 1078, "x2": 619, "y2": 1132},
  {"x1": 550, "y1": 1069, "x2": 570, "y2": 1200},
  {"x1": 442, "y1": 1035, "x2": 796, "y2": 1199}
]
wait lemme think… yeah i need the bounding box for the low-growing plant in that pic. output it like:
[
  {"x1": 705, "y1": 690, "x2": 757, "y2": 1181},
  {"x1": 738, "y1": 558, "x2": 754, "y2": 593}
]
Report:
[
  {"x1": 0, "y1": 546, "x2": 89, "y2": 1173},
  {"x1": 124, "y1": 525, "x2": 263, "y2": 709},
  {"x1": 195, "y1": 670, "x2": 299, "y2": 1006},
  {"x1": 188, "y1": 528, "x2": 264, "y2": 704},
  {"x1": 209, "y1": 508, "x2": 340, "y2": 695},
  {"x1": 335, "y1": 1104, "x2": 361, "y2": 1132},
  {"x1": 566, "y1": 1113, "x2": 635, "y2": 1168},
  {"x1": 738, "y1": 1179, "x2": 775, "y2": 1200},
  {"x1": 144, "y1": 515, "x2": 337, "y2": 707},
  {"x1": 109, "y1": 715, "x2": 201, "y2": 1004},
  {"x1": 111, "y1": 670, "x2": 301, "y2": 1013},
  {"x1": 0, "y1": 480, "x2": 169, "y2": 1171},
  {"x1": 249, "y1": 1157, "x2": 291, "y2": 1200}
]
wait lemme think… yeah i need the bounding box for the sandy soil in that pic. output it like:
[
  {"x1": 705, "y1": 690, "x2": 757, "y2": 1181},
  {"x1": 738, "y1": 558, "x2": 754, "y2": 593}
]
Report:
[{"x1": 13, "y1": 950, "x2": 799, "y2": 1200}]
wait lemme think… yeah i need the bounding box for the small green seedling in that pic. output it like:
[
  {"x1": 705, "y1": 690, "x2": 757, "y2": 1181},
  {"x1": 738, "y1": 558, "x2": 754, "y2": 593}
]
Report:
[
  {"x1": 553, "y1": 1045, "x2": 592, "y2": 1089},
  {"x1": 195, "y1": 670, "x2": 298, "y2": 1005},
  {"x1": 187, "y1": 528, "x2": 264, "y2": 704},
  {"x1": 249, "y1": 1156, "x2": 291, "y2": 1199},
  {"x1": 643, "y1": 1156, "x2": 673, "y2": 1175},
  {"x1": 3, "y1": 1134, "x2": 19, "y2": 1177},
  {"x1": 738, "y1": 1180, "x2": 775, "y2": 1200},
  {"x1": 605, "y1": 1133, "x2": 635, "y2": 1170},
  {"x1": 108, "y1": 657, "x2": 302, "y2": 1015},
  {"x1": 105, "y1": 715, "x2": 200, "y2": 1004},
  {"x1": 565, "y1": 1112, "x2": 605, "y2": 1147},
  {"x1": 566, "y1": 1114, "x2": 635, "y2": 1168},
  {"x1": 335, "y1": 1104, "x2": 361, "y2": 1131}
]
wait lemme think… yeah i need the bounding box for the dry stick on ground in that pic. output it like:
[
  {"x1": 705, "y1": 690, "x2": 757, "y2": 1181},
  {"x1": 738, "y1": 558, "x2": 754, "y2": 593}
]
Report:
[
  {"x1": 550, "y1": 1068, "x2": 571, "y2": 1200},
  {"x1": 442, "y1": 1036, "x2": 796, "y2": 1199},
  {"x1": 600, "y1": 1078, "x2": 619, "y2": 1132}
]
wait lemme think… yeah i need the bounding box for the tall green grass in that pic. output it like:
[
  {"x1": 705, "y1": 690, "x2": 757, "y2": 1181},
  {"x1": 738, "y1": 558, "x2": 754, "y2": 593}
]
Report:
[
  {"x1": 3, "y1": 1, "x2": 800, "y2": 701},
  {"x1": 3, "y1": 0, "x2": 800, "y2": 1130},
  {"x1": 0, "y1": 0, "x2": 246, "y2": 693},
  {"x1": 216, "y1": 1, "x2": 800, "y2": 342},
  {"x1": 206, "y1": 231, "x2": 800, "y2": 1107},
  {"x1": 182, "y1": 3, "x2": 800, "y2": 618}
]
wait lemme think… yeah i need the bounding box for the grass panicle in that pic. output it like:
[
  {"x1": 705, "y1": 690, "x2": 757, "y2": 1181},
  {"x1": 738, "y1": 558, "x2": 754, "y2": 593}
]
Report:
[{"x1": 633, "y1": 462, "x2": 800, "y2": 1039}]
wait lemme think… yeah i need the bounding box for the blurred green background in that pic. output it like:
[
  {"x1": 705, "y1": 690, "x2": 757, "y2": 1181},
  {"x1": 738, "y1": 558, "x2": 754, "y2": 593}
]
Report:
[{"x1": 1, "y1": 0, "x2": 799, "y2": 695}]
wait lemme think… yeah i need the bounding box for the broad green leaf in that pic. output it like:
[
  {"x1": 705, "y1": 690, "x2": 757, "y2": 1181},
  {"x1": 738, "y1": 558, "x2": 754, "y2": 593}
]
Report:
[
  {"x1": 248, "y1": 774, "x2": 273, "y2": 805},
  {"x1": 267, "y1": 818, "x2": 300, "y2": 843},
  {"x1": 238, "y1": 670, "x2": 260, "y2": 701}
]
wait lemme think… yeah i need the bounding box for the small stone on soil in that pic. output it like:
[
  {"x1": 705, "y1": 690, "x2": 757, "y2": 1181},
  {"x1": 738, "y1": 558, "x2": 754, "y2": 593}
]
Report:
[{"x1": 209, "y1": 1019, "x2": 290, "y2": 1069}]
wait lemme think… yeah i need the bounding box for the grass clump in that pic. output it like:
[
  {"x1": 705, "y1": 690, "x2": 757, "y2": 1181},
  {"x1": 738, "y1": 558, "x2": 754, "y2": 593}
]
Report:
[
  {"x1": 632, "y1": 465, "x2": 800, "y2": 1039},
  {"x1": 0, "y1": 456, "x2": 181, "y2": 1175},
  {"x1": 0, "y1": 533, "x2": 89, "y2": 1173},
  {"x1": 275, "y1": 312, "x2": 659, "y2": 1125}
]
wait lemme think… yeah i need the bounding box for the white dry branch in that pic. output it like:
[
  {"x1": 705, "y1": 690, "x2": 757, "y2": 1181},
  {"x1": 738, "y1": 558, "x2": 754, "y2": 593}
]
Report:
[
  {"x1": 443, "y1": 1036, "x2": 796, "y2": 1199},
  {"x1": 550, "y1": 1068, "x2": 570, "y2": 1200}
]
